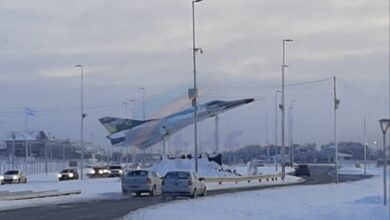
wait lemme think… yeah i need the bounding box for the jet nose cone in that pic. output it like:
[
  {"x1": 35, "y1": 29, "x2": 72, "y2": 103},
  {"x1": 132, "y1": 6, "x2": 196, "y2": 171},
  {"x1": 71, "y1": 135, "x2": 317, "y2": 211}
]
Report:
[{"x1": 244, "y1": 98, "x2": 255, "y2": 104}]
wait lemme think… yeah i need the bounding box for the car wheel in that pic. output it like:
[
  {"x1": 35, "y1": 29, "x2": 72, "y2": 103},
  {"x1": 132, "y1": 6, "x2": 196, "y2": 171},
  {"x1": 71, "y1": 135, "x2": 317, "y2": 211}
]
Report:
[
  {"x1": 18, "y1": 178, "x2": 21, "y2": 183},
  {"x1": 191, "y1": 189, "x2": 197, "y2": 198},
  {"x1": 24, "y1": 178, "x2": 27, "y2": 183},
  {"x1": 132, "y1": 192, "x2": 140, "y2": 197},
  {"x1": 150, "y1": 185, "x2": 156, "y2": 197},
  {"x1": 200, "y1": 187, "x2": 207, "y2": 197}
]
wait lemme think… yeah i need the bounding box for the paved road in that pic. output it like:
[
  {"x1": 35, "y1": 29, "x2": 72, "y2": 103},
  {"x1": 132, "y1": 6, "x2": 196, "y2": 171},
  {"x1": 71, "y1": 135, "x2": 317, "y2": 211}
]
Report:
[{"x1": 0, "y1": 165, "x2": 371, "y2": 220}]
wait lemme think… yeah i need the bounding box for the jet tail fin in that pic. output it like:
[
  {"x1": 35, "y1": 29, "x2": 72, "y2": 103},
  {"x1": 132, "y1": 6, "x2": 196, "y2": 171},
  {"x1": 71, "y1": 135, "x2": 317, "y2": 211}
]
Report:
[{"x1": 99, "y1": 117, "x2": 149, "y2": 134}]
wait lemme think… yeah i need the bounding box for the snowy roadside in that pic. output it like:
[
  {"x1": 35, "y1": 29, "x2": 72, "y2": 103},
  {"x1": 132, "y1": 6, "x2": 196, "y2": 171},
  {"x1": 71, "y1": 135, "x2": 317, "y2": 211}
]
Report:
[
  {"x1": 0, "y1": 165, "x2": 301, "y2": 211},
  {"x1": 125, "y1": 166, "x2": 387, "y2": 220},
  {"x1": 0, "y1": 173, "x2": 122, "y2": 211}
]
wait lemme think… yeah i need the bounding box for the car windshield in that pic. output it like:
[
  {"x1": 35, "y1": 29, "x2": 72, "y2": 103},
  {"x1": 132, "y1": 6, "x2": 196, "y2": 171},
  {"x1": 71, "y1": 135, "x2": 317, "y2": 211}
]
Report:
[
  {"x1": 127, "y1": 170, "x2": 148, "y2": 177},
  {"x1": 109, "y1": 166, "x2": 122, "y2": 169},
  {"x1": 165, "y1": 172, "x2": 190, "y2": 179},
  {"x1": 62, "y1": 169, "x2": 74, "y2": 173},
  {"x1": 4, "y1": 170, "x2": 18, "y2": 175}
]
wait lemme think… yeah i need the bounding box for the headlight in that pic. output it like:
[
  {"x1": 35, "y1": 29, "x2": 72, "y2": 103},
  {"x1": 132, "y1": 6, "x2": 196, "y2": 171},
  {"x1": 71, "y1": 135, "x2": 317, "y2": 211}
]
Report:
[
  {"x1": 12, "y1": 175, "x2": 18, "y2": 180},
  {"x1": 57, "y1": 173, "x2": 62, "y2": 178},
  {"x1": 68, "y1": 173, "x2": 74, "y2": 178},
  {"x1": 90, "y1": 170, "x2": 96, "y2": 175},
  {"x1": 107, "y1": 170, "x2": 111, "y2": 174},
  {"x1": 119, "y1": 170, "x2": 123, "y2": 174},
  {"x1": 104, "y1": 169, "x2": 109, "y2": 173},
  {"x1": 98, "y1": 169, "x2": 103, "y2": 175},
  {"x1": 0, "y1": 176, "x2": 4, "y2": 180}
]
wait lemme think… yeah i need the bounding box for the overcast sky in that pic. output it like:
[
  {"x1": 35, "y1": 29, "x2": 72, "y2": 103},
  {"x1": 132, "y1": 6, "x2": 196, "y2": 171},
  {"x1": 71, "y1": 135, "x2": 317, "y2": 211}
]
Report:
[{"x1": 0, "y1": 0, "x2": 388, "y2": 152}]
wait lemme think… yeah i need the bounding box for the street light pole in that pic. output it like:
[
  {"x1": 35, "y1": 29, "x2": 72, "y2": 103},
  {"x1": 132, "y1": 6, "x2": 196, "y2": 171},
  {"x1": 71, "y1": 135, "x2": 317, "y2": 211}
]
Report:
[
  {"x1": 139, "y1": 88, "x2": 146, "y2": 165},
  {"x1": 289, "y1": 99, "x2": 296, "y2": 165},
  {"x1": 379, "y1": 119, "x2": 390, "y2": 205},
  {"x1": 75, "y1": 64, "x2": 85, "y2": 180},
  {"x1": 123, "y1": 101, "x2": 129, "y2": 166},
  {"x1": 129, "y1": 99, "x2": 136, "y2": 164},
  {"x1": 333, "y1": 76, "x2": 340, "y2": 184},
  {"x1": 281, "y1": 39, "x2": 293, "y2": 175},
  {"x1": 192, "y1": 0, "x2": 203, "y2": 173},
  {"x1": 275, "y1": 90, "x2": 281, "y2": 147},
  {"x1": 139, "y1": 88, "x2": 146, "y2": 120}
]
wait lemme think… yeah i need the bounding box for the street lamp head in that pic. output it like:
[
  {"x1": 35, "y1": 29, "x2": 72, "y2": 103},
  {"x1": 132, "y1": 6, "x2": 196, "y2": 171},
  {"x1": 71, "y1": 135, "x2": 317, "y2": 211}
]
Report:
[
  {"x1": 284, "y1": 39, "x2": 293, "y2": 42},
  {"x1": 74, "y1": 65, "x2": 83, "y2": 68},
  {"x1": 379, "y1": 119, "x2": 390, "y2": 134},
  {"x1": 194, "y1": 0, "x2": 203, "y2": 2}
]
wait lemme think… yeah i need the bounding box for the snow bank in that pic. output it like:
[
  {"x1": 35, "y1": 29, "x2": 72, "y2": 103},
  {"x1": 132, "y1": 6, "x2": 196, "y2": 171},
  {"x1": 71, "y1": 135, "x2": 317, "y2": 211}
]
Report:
[
  {"x1": 125, "y1": 167, "x2": 387, "y2": 220},
  {"x1": 152, "y1": 157, "x2": 236, "y2": 177}
]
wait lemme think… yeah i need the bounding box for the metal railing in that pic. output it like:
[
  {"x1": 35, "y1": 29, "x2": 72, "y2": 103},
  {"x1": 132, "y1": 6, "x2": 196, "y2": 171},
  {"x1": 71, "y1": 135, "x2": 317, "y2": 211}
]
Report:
[
  {"x1": 205, "y1": 173, "x2": 285, "y2": 185},
  {"x1": 0, "y1": 160, "x2": 68, "y2": 175}
]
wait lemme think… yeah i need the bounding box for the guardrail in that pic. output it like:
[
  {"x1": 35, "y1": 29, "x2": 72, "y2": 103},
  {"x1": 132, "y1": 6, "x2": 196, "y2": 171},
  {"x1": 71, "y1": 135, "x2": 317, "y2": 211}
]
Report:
[
  {"x1": 0, "y1": 189, "x2": 81, "y2": 201},
  {"x1": 205, "y1": 173, "x2": 285, "y2": 185}
]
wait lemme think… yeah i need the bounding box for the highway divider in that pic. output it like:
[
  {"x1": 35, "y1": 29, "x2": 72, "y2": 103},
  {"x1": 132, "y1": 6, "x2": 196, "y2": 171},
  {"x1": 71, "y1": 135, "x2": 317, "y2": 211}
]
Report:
[{"x1": 0, "y1": 189, "x2": 81, "y2": 201}]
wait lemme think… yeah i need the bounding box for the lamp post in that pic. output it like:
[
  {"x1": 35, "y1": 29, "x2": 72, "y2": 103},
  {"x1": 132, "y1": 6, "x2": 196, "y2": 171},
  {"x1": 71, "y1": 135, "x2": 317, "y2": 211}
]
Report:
[
  {"x1": 288, "y1": 99, "x2": 296, "y2": 165},
  {"x1": 191, "y1": 0, "x2": 203, "y2": 173},
  {"x1": 139, "y1": 88, "x2": 146, "y2": 120},
  {"x1": 379, "y1": 118, "x2": 390, "y2": 205},
  {"x1": 129, "y1": 99, "x2": 135, "y2": 165},
  {"x1": 123, "y1": 101, "x2": 129, "y2": 166},
  {"x1": 281, "y1": 39, "x2": 293, "y2": 175},
  {"x1": 75, "y1": 64, "x2": 85, "y2": 180},
  {"x1": 274, "y1": 90, "x2": 281, "y2": 146},
  {"x1": 139, "y1": 88, "x2": 146, "y2": 165},
  {"x1": 333, "y1": 76, "x2": 340, "y2": 183},
  {"x1": 11, "y1": 132, "x2": 16, "y2": 169}
]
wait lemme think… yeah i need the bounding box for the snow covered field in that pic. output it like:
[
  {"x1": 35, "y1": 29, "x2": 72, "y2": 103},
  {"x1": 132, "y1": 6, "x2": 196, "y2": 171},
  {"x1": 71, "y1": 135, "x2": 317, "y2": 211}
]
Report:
[{"x1": 125, "y1": 165, "x2": 388, "y2": 220}]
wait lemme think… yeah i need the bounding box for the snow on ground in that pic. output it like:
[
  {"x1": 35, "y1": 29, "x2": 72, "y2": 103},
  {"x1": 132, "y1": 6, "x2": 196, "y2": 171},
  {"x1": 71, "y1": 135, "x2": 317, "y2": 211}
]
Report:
[
  {"x1": 125, "y1": 166, "x2": 387, "y2": 220},
  {"x1": 0, "y1": 172, "x2": 122, "y2": 211},
  {"x1": 0, "y1": 160, "x2": 296, "y2": 211}
]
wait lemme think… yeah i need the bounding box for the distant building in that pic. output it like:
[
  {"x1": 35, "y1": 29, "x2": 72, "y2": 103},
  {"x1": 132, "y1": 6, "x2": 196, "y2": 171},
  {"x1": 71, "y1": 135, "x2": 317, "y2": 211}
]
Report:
[{"x1": 0, "y1": 131, "x2": 78, "y2": 160}]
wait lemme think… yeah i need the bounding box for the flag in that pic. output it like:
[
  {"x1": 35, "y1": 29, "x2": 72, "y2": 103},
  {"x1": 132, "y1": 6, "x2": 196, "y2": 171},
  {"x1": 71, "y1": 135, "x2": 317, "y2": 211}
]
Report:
[{"x1": 25, "y1": 107, "x2": 36, "y2": 117}]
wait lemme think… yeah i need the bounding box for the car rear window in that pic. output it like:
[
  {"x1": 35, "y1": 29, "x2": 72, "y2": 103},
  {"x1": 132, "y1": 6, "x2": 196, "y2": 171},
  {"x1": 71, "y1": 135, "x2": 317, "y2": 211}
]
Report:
[
  {"x1": 127, "y1": 170, "x2": 148, "y2": 177},
  {"x1": 165, "y1": 172, "x2": 190, "y2": 179}
]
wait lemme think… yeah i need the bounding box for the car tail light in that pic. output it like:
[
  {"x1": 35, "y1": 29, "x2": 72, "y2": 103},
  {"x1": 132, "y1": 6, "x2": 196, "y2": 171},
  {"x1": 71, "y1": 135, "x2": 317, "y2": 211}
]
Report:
[
  {"x1": 146, "y1": 178, "x2": 152, "y2": 185},
  {"x1": 187, "y1": 178, "x2": 193, "y2": 186}
]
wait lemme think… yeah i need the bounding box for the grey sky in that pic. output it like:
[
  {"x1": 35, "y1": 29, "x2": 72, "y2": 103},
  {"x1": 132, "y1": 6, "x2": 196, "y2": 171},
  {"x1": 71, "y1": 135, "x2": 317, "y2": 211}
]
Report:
[{"x1": 0, "y1": 0, "x2": 388, "y2": 151}]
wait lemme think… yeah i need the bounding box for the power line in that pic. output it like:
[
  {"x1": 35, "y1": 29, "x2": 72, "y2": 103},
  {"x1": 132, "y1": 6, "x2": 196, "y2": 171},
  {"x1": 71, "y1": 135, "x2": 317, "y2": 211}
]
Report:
[{"x1": 200, "y1": 77, "x2": 332, "y2": 91}]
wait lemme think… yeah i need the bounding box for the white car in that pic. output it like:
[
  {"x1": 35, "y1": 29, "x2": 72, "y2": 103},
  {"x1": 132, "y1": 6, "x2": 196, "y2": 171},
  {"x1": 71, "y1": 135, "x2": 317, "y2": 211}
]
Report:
[
  {"x1": 121, "y1": 170, "x2": 162, "y2": 197},
  {"x1": 161, "y1": 171, "x2": 206, "y2": 199},
  {"x1": 0, "y1": 169, "x2": 27, "y2": 184}
]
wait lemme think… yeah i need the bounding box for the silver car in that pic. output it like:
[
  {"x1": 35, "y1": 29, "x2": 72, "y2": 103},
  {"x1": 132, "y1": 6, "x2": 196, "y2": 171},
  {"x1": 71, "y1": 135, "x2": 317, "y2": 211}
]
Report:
[
  {"x1": 161, "y1": 171, "x2": 207, "y2": 199},
  {"x1": 0, "y1": 169, "x2": 27, "y2": 184},
  {"x1": 121, "y1": 170, "x2": 162, "y2": 197}
]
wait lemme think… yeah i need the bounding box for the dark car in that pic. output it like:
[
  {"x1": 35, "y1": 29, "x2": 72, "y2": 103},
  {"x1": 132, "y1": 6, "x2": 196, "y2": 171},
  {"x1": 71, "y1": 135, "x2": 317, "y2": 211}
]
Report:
[
  {"x1": 108, "y1": 165, "x2": 123, "y2": 177},
  {"x1": 87, "y1": 166, "x2": 110, "y2": 178},
  {"x1": 58, "y1": 168, "x2": 79, "y2": 181},
  {"x1": 294, "y1": 164, "x2": 311, "y2": 177}
]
